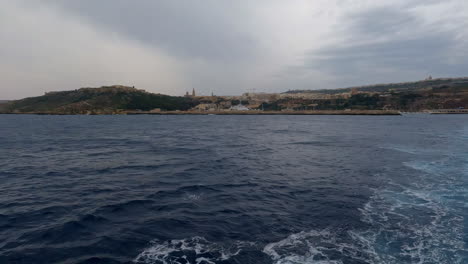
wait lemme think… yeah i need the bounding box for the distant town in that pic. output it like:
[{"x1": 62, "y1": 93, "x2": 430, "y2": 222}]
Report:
[
  {"x1": 1, "y1": 77, "x2": 468, "y2": 115},
  {"x1": 176, "y1": 76, "x2": 468, "y2": 113}
]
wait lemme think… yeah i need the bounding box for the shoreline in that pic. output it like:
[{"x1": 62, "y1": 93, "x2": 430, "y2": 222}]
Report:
[
  {"x1": 0, "y1": 110, "x2": 402, "y2": 115},
  {"x1": 128, "y1": 110, "x2": 402, "y2": 115}
]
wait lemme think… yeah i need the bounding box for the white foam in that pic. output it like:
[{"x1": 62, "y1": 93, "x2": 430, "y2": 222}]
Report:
[
  {"x1": 196, "y1": 257, "x2": 216, "y2": 264},
  {"x1": 184, "y1": 193, "x2": 202, "y2": 201},
  {"x1": 261, "y1": 153, "x2": 468, "y2": 264},
  {"x1": 355, "y1": 166, "x2": 468, "y2": 264},
  {"x1": 262, "y1": 230, "x2": 378, "y2": 264},
  {"x1": 136, "y1": 153, "x2": 468, "y2": 264},
  {"x1": 134, "y1": 237, "x2": 254, "y2": 264}
]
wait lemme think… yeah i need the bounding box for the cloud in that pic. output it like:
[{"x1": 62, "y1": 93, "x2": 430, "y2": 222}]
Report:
[
  {"x1": 46, "y1": 0, "x2": 259, "y2": 62},
  {"x1": 0, "y1": 0, "x2": 189, "y2": 99},
  {"x1": 285, "y1": 0, "x2": 468, "y2": 88},
  {"x1": 0, "y1": 0, "x2": 467, "y2": 98}
]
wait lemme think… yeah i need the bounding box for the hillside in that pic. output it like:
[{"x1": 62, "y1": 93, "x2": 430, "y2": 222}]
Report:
[
  {"x1": 285, "y1": 77, "x2": 468, "y2": 94},
  {"x1": 277, "y1": 82, "x2": 468, "y2": 111},
  {"x1": 0, "y1": 86, "x2": 196, "y2": 114},
  {"x1": 2, "y1": 79, "x2": 468, "y2": 114}
]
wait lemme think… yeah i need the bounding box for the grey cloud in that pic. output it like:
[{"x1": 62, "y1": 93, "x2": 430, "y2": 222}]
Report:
[
  {"x1": 347, "y1": 8, "x2": 418, "y2": 36},
  {"x1": 45, "y1": 0, "x2": 258, "y2": 62},
  {"x1": 2, "y1": 0, "x2": 467, "y2": 99},
  {"x1": 402, "y1": 0, "x2": 446, "y2": 8},
  {"x1": 292, "y1": 5, "x2": 468, "y2": 86},
  {"x1": 309, "y1": 34, "x2": 455, "y2": 73}
]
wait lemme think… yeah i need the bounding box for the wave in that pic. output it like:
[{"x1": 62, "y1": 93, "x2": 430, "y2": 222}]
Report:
[
  {"x1": 134, "y1": 231, "x2": 376, "y2": 264},
  {"x1": 288, "y1": 141, "x2": 328, "y2": 145},
  {"x1": 132, "y1": 143, "x2": 468, "y2": 264},
  {"x1": 134, "y1": 237, "x2": 255, "y2": 264},
  {"x1": 135, "y1": 181, "x2": 467, "y2": 264},
  {"x1": 263, "y1": 229, "x2": 376, "y2": 264},
  {"x1": 352, "y1": 155, "x2": 468, "y2": 263},
  {"x1": 404, "y1": 159, "x2": 468, "y2": 178},
  {"x1": 262, "y1": 175, "x2": 467, "y2": 263},
  {"x1": 357, "y1": 186, "x2": 466, "y2": 263},
  {"x1": 134, "y1": 154, "x2": 467, "y2": 264},
  {"x1": 379, "y1": 145, "x2": 424, "y2": 155}
]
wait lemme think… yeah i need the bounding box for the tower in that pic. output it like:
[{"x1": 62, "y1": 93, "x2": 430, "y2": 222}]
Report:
[{"x1": 192, "y1": 88, "x2": 196, "y2": 97}]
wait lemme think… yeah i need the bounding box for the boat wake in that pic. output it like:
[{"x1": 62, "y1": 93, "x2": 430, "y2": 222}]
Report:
[
  {"x1": 263, "y1": 229, "x2": 377, "y2": 264},
  {"x1": 134, "y1": 237, "x2": 255, "y2": 264},
  {"x1": 262, "y1": 159, "x2": 467, "y2": 263},
  {"x1": 135, "y1": 142, "x2": 468, "y2": 264}
]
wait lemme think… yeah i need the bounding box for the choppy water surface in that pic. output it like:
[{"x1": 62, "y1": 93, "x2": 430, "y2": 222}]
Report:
[{"x1": 0, "y1": 114, "x2": 467, "y2": 264}]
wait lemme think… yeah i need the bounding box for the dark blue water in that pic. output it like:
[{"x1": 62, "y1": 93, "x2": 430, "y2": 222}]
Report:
[{"x1": 0, "y1": 115, "x2": 467, "y2": 264}]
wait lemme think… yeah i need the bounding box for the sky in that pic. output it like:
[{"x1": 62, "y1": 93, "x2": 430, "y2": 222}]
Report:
[{"x1": 1, "y1": 0, "x2": 467, "y2": 99}]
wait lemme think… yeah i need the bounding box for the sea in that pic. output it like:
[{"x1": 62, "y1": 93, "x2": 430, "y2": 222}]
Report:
[{"x1": 0, "y1": 114, "x2": 467, "y2": 264}]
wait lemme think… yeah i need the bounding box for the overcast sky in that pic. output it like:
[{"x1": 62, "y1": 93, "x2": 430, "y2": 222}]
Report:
[{"x1": 1, "y1": 0, "x2": 467, "y2": 99}]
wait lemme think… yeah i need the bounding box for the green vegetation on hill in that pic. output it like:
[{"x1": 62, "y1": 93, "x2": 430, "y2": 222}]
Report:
[
  {"x1": 285, "y1": 77, "x2": 468, "y2": 94},
  {"x1": 278, "y1": 85, "x2": 468, "y2": 111},
  {"x1": 0, "y1": 86, "x2": 196, "y2": 114},
  {"x1": 2, "y1": 78, "x2": 468, "y2": 114}
]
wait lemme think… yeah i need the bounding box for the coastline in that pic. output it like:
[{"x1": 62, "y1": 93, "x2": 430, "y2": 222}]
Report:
[
  {"x1": 4, "y1": 110, "x2": 468, "y2": 115},
  {"x1": 0, "y1": 110, "x2": 402, "y2": 115}
]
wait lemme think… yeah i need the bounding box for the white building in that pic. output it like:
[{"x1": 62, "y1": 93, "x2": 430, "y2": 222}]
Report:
[{"x1": 230, "y1": 103, "x2": 250, "y2": 111}]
